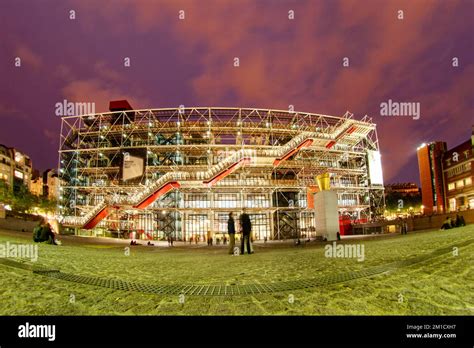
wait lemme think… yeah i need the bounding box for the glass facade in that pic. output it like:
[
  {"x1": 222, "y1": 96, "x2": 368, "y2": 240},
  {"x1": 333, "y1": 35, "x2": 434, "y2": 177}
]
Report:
[{"x1": 59, "y1": 107, "x2": 385, "y2": 240}]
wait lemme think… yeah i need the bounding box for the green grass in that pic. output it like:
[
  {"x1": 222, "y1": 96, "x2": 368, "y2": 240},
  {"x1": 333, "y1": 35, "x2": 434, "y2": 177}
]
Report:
[{"x1": 0, "y1": 226, "x2": 473, "y2": 315}]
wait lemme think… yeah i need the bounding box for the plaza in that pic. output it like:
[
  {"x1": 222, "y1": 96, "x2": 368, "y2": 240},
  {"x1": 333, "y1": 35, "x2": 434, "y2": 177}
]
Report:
[{"x1": 0, "y1": 225, "x2": 472, "y2": 316}]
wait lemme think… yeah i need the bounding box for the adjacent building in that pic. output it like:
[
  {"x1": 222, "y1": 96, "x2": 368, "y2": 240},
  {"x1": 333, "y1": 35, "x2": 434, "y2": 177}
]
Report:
[
  {"x1": 43, "y1": 169, "x2": 61, "y2": 200},
  {"x1": 0, "y1": 144, "x2": 33, "y2": 193},
  {"x1": 417, "y1": 141, "x2": 447, "y2": 214},
  {"x1": 443, "y1": 135, "x2": 473, "y2": 211},
  {"x1": 30, "y1": 170, "x2": 43, "y2": 196},
  {"x1": 0, "y1": 145, "x2": 12, "y2": 186},
  {"x1": 417, "y1": 127, "x2": 474, "y2": 214},
  {"x1": 384, "y1": 183, "x2": 420, "y2": 196},
  {"x1": 30, "y1": 169, "x2": 61, "y2": 200}
]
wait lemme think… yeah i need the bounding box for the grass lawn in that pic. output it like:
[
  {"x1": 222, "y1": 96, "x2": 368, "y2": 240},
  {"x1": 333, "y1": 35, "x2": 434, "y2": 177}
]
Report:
[{"x1": 0, "y1": 226, "x2": 473, "y2": 315}]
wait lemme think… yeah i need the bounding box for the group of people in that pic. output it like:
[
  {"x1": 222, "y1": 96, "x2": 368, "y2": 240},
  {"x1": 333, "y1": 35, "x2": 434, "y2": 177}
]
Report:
[
  {"x1": 399, "y1": 218, "x2": 409, "y2": 235},
  {"x1": 440, "y1": 214, "x2": 466, "y2": 230},
  {"x1": 33, "y1": 218, "x2": 59, "y2": 245},
  {"x1": 227, "y1": 209, "x2": 253, "y2": 255}
]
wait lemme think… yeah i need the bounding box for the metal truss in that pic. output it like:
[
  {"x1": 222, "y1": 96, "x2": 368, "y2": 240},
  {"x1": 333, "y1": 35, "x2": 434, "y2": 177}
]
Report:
[{"x1": 58, "y1": 107, "x2": 384, "y2": 239}]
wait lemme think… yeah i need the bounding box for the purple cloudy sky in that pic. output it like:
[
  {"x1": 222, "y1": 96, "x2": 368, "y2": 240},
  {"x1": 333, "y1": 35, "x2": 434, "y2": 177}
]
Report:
[{"x1": 0, "y1": 0, "x2": 472, "y2": 184}]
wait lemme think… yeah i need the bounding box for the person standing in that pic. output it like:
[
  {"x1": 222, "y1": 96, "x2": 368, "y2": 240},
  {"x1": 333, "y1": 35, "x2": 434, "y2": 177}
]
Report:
[
  {"x1": 239, "y1": 209, "x2": 253, "y2": 254},
  {"x1": 207, "y1": 229, "x2": 213, "y2": 246},
  {"x1": 228, "y1": 212, "x2": 236, "y2": 255}
]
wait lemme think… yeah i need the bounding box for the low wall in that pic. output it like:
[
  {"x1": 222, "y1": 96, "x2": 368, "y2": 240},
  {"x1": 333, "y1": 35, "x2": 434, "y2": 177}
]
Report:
[
  {"x1": 0, "y1": 217, "x2": 39, "y2": 232},
  {"x1": 411, "y1": 209, "x2": 474, "y2": 231}
]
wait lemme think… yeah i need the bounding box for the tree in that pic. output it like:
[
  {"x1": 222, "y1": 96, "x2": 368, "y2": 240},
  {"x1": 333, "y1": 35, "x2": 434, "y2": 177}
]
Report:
[
  {"x1": 0, "y1": 180, "x2": 14, "y2": 206},
  {"x1": 12, "y1": 184, "x2": 37, "y2": 212},
  {"x1": 0, "y1": 182, "x2": 57, "y2": 214}
]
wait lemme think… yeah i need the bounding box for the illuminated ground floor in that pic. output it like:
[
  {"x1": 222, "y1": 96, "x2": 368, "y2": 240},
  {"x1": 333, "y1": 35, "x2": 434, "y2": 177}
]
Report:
[
  {"x1": 81, "y1": 209, "x2": 320, "y2": 241},
  {"x1": 73, "y1": 188, "x2": 376, "y2": 240}
]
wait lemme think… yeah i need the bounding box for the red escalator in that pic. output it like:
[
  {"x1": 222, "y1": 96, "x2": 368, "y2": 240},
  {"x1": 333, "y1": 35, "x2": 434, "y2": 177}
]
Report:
[
  {"x1": 203, "y1": 157, "x2": 251, "y2": 187},
  {"x1": 83, "y1": 206, "x2": 116, "y2": 230},
  {"x1": 326, "y1": 125, "x2": 357, "y2": 149},
  {"x1": 273, "y1": 139, "x2": 313, "y2": 167},
  {"x1": 133, "y1": 182, "x2": 181, "y2": 209}
]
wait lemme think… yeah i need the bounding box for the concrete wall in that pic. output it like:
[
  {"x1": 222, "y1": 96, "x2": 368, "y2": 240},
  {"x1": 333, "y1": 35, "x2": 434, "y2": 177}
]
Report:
[
  {"x1": 0, "y1": 217, "x2": 39, "y2": 232},
  {"x1": 411, "y1": 209, "x2": 473, "y2": 231}
]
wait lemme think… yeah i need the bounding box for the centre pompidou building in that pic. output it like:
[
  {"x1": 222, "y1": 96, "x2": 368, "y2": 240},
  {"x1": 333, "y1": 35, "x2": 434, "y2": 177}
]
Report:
[{"x1": 58, "y1": 100, "x2": 384, "y2": 241}]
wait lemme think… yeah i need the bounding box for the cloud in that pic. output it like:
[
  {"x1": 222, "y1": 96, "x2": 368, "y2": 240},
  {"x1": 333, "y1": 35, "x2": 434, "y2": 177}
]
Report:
[
  {"x1": 43, "y1": 128, "x2": 57, "y2": 145},
  {"x1": 61, "y1": 78, "x2": 150, "y2": 112},
  {"x1": 1, "y1": 0, "x2": 471, "y2": 179},
  {"x1": 15, "y1": 44, "x2": 42, "y2": 70}
]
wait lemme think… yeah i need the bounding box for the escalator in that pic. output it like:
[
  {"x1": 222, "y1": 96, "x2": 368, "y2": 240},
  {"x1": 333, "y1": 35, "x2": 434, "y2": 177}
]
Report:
[
  {"x1": 274, "y1": 211, "x2": 298, "y2": 239},
  {"x1": 64, "y1": 126, "x2": 357, "y2": 229}
]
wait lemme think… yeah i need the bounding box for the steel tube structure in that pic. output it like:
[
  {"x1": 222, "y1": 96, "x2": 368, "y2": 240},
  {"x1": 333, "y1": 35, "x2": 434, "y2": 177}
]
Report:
[{"x1": 58, "y1": 107, "x2": 385, "y2": 241}]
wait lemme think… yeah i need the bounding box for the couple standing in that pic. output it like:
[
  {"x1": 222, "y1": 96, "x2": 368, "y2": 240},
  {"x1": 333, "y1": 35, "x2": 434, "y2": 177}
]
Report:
[{"x1": 227, "y1": 209, "x2": 253, "y2": 255}]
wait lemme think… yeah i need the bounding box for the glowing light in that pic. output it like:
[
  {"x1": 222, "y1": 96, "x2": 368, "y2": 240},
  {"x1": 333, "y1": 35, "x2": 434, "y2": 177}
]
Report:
[{"x1": 417, "y1": 143, "x2": 427, "y2": 150}]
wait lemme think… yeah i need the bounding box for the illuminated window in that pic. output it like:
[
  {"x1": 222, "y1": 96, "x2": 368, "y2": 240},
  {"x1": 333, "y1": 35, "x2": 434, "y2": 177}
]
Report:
[
  {"x1": 14, "y1": 170, "x2": 23, "y2": 179},
  {"x1": 245, "y1": 194, "x2": 269, "y2": 208},
  {"x1": 456, "y1": 180, "x2": 464, "y2": 188},
  {"x1": 465, "y1": 177, "x2": 472, "y2": 186},
  {"x1": 215, "y1": 194, "x2": 238, "y2": 208},
  {"x1": 185, "y1": 214, "x2": 209, "y2": 239},
  {"x1": 248, "y1": 214, "x2": 270, "y2": 240},
  {"x1": 15, "y1": 152, "x2": 23, "y2": 163},
  {"x1": 448, "y1": 183, "x2": 455, "y2": 191},
  {"x1": 186, "y1": 194, "x2": 209, "y2": 208},
  {"x1": 449, "y1": 198, "x2": 456, "y2": 212},
  {"x1": 215, "y1": 213, "x2": 235, "y2": 234}
]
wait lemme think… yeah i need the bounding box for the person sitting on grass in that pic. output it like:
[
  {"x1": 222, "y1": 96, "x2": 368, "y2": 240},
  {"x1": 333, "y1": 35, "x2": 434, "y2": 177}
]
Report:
[
  {"x1": 440, "y1": 217, "x2": 452, "y2": 230},
  {"x1": 33, "y1": 222, "x2": 42, "y2": 243},
  {"x1": 455, "y1": 214, "x2": 466, "y2": 227},
  {"x1": 33, "y1": 219, "x2": 58, "y2": 245}
]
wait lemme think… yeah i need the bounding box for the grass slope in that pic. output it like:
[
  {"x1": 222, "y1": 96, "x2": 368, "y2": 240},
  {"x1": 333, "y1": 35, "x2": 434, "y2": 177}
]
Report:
[{"x1": 0, "y1": 226, "x2": 473, "y2": 315}]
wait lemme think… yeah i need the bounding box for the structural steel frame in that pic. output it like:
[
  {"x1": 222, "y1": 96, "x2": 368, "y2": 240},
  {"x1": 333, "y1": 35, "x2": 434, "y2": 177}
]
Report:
[{"x1": 58, "y1": 107, "x2": 385, "y2": 240}]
